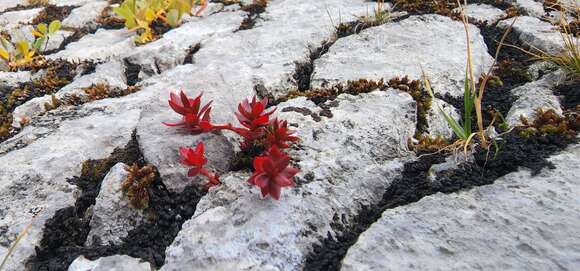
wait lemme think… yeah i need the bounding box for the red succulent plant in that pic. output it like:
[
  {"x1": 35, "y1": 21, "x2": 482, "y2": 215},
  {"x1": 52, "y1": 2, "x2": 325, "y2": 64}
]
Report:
[
  {"x1": 164, "y1": 91, "x2": 215, "y2": 134},
  {"x1": 235, "y1": 96, "x2": 276, "y2": 130},
  {"x1": 265, "y1": 118, "x2": 299, "y2": 149},
  {"x1": 179, "y1": 143, "x2": 220, "y2": 189},
  {"x1": 248, "y1": 146, "x2": 299, "y2": 200}
]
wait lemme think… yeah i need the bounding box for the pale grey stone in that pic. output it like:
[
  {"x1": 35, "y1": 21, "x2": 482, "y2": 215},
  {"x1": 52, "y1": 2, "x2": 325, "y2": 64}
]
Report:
[
  {"x1": 85, "y1": 163, "x2": 146, "y2": 247},
  {"x1": 0, "y1": 100, "x2": 141, "y2": 270},
  {"x1": 62, "y1": 1, "x2": 109, "y2": 28},
  {"x1": 498, "y1": 16, "x2": 571, "y2": 55},
  {"x1": 311, "y1": 14, "x2": 494, "y2": 98},
  {"x1": 48, "y1": 28, "x2": 135, "y2": 61},
  {"x1": 68, "y1": 255, "x2": 153, "y2": 271},
  {"x1": 461, "y1": 3, "x2": 506, "y2": 24},
  {"x1": 162, "y1": 90, "x2": 416, "y2": 270},
  {"x1": 0, "y1": 0, "x2": 26, "y2": 13},
  {"x1": 12, "y1": 59, "x2": 127, "y2": 127},
  {"x1": 510, "y1": 0, "x2": 546, "y2": 18},
  {"x1": 0, "y1": 70, "x2": 31, "y2": 87},
  {"x1": 506, "y1": 70, "x2": 565, "y2": 126},
  {"x1": 342, "y1": 142, "x2": 580, "y2": 271},
  {"x1": 0, "y1": 8, "x2": 42, "y2": 28}
]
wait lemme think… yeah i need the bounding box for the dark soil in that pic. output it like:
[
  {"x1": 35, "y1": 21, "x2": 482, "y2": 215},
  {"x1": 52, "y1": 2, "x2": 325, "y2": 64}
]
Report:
[
  {"x1": 123, "y1": 59, "x2": 142, "y2": 86},
  {"x1": 183, "y1": 43, "x2": 201, "y2": 64},
  {"x1": 236, "y1": 3, "x2": 267, "y2": 31},
  {"x1": 31, "y1": 5, "x2": 76, "y2": 25},
  {"x1": 554, "y1": 77, "x2": 580, "y2": 109},
  {"x1": 26, "y1": 132, "x2": 206, "y2": 270},
  {"x1": 303, "y1": 129, "x2": 577, "y2": 271}
]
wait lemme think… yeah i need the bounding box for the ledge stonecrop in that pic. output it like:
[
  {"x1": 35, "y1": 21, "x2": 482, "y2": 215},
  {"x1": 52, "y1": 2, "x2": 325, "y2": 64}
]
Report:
[{"x1": 164, "y1": 91, "x2": 300, "y2": 200}]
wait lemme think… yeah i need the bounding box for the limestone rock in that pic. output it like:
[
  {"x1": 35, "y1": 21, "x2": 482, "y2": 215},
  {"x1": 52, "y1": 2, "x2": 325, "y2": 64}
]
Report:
[
  {"x1": 311, "y1": 14, "x2": 494, "y2": 98},
  {"x1": 462, "y1": 3, "x2": 506, "y2": 24},
  {"x1": 85, "y1": 163, "x2": 146, "y2": 247},
  {"x1": 498, "y1": 16, "x2": 571, "y2": 55},
  {"x1": 48, "y1": 28, "x2": 135, "y2": 61},
  {"x1": 342, "y1": 142, "x2": 580, "y2": 271},
  {"x1": 68, "y1": 255, "x2": 153, "y2": 271},
  {"x1": 506, "y1": 70, "x2": 565, "y2": 126},
  {"x1": 62, "y1": 1, "x2": 109, "y2": 28},
  {"x1": 162, "y1": 90, "x2": 416, "y2": 270}
]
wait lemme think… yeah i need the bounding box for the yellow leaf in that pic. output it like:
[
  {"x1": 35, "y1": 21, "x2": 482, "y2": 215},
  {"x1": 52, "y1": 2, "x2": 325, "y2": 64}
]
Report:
[{"x1": 0, "y1": 48, "x2": 9, "y2": 61}]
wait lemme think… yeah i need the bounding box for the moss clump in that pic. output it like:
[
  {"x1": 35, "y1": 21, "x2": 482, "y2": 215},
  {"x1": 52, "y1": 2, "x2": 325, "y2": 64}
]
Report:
[
  {"x1": 410, "y1": 134, "x2": 449, "y2": 153},
  {"x1": 31, "y1": 5, "x2": 75, "y2": 25},
  {"x1": 122, "y1": 163, "x2": 156, "y2": 209},
  {"x1": 518, "y1": 108, "x2": 580, "y2": 138},
  {"x1": 388, "y1": 76, "x2": 432, "y2": 136}
]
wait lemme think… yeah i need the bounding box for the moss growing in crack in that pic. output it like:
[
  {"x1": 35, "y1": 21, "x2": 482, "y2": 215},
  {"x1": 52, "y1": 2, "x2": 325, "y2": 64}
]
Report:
[
  {"x1": 31, "y1": 5, "x2": 75, "y2": 25},
  {"x1": 282, "y1": 79, "x2": 386, "y2": 104},
  {"x1": 410, "y1": 134, "x2": 450, "y2": 154},
  {"x1": 518, "y1": 108, "x2": 580, "y2": 138},
  {"x1": 387, "y1": 76, "x2": 432, "y2": 136},
  {"x1": 122, "y1": 163, "x2": 156, "y2": 209}
]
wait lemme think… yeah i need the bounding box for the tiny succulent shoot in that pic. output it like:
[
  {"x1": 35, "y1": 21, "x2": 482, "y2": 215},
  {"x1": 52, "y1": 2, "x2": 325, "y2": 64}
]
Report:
[
  {"x1": 164, "y1": 90, "x2": 215, "y2": 134},
  {"x1": 248, "y1": 146, "x2": 299, "y2": 200},
  {"x1": 179, "y1": 142, "x2": 220, "y2": 189},
  {"x1": 235, "y1": 95, "x2": 275, "y2": 130},
  {"x1": 265, "y1": 118, "x2": 299, "y2": 149}
]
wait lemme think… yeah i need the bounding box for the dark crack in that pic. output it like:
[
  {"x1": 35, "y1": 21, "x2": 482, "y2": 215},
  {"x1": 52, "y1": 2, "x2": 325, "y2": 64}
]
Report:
[{"x1": 26, "y1": 131, "x2": 206, "y2": 270}]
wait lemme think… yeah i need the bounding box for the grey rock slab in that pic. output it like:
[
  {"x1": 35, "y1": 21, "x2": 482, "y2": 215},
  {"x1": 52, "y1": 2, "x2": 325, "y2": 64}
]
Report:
[
  {"x1": 0, "y1": 8, "x2": 42, "y2": 28},
  {"x1": 498, "y1": 16, "x2": 571, "y2": 55},
  {"x1": 0, "y1": 70, "x2": 31, "y2": 87},
  {"x1": 162, "y1": 90, "x2": 416, "y2": 270},
  {"x1": 506, "y1": 70, "x2": 565, "y2": 126},
  {"x1": 461, "y1": 3, "x2": 506, "y2": 24},
  {"x1": 311, "y1": 14, "x2": 494, "y2": 98},
  {"x1": 341, "y1": 141, "x2": 580, "y2": 271},
  {"x1": 53, "y1": 0, "x2": 98, "y2": 6},
  {"x1": 85, "y1": 163, "x2": 146, "y2": 247},
  {"x1": 0, "y1": 99, "x2": 141, "y2": 270},
  {"x1": 192, "y1": 0, "x2": 376, "y2": 99},
  {"x1": 62, "y1": 1, "x2": 109, "y2": 28},
  {"x1": 69, "y1": 255, "x2": 153, "y2": 271},
  {"x1": 126, "y1": 10, "x2": 245, "y2": 80},
  {"x1": 508, "y1": 0, "x2": 545, "y2": 18},
  {"x1": 48, "y1": 28, "x2": 135, "y2": 61},
  {"x1": 0, "y1": 0, "x2": 26, "y2": 13},
  {"x1": 12, "y1": 59, "x2": 127, "y2": 127}
]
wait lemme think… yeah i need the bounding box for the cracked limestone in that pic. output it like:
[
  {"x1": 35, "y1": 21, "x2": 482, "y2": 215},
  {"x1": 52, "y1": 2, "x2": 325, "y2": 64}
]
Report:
[
  {"x1": 311, "y1": 14, "x2": 494, "y2": 98},
  {"x1": 11, "y1": 59, "x2": 128, "y2": 128},
  {"x1": 68, "y1": 255, "x2": 153, "y2": 271},
  {"x1": 341, "y1": 141, "x2": 580, "y2": 271},
  {"x1": 62, "y1": 1, "x2": 109, "y2": 28},
  {"x1": 48, "y1": 28, "x2": 136, "y2": 61},
  {"x1": 85, "y1": 163, "x2": 146, "y2": 247},
  {"x1": 162, "y1": 90, "x2": 416, "y2": 270},
  {"x1": 498, "y1": 16, "x2": 572, "y2": 55},
  {"x1": 506, "y1": 70, "x2": 565, "y2": 126},
  {"x1": 0, "y1": 98, "x2": 142, "y2": 270}
]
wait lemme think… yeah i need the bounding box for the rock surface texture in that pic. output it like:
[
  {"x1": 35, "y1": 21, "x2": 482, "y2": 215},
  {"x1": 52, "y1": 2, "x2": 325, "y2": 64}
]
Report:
[
  {"x1": 0, "y1": 0, "x2": 578, "y2": 270},
  {"x1": 341, "y1": 142, "x2": 580, "y2": 271}
]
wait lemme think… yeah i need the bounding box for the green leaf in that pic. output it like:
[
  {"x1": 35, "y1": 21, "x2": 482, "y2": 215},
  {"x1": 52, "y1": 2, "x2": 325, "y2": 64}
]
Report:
[
  {"x1": 113, "y1": 5, "x2": 135, "y2": 21},
  {"x1": 463, "y1": 73, "x2": 473, "y2": 136},
  {"x1": 1, "y1": 37, "x2": 11, "y2": 49},
  {"x1": 441, "y1": 107, "x2": 467, "y2": 140},
  {"x1": 37, "y1": 23, "x2": 48, "y2": 35},
  {"x1": 167, "y1": 8, "x2": 180, "y2": 27},
  {"x1": 32, "y1": 38, "x2": 44, "y2": 51},
  {"x1": 48, "y1": 20, "x2": 61, "y2": 34}
]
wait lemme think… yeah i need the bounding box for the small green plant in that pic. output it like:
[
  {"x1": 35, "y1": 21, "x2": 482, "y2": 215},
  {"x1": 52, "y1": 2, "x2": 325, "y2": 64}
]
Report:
[
  {"x1": 31, "y1": 20, "x2": 62, "y2": 52},
  {"x1": 422, "y1": 1, "x2": 515, "y2": 153},
  {"x1": 113, "y1": 0, "x2": 207, "y2": 44},
  {"x1": 0, "y1": 20, "x2": 61, "y2": 69}
]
